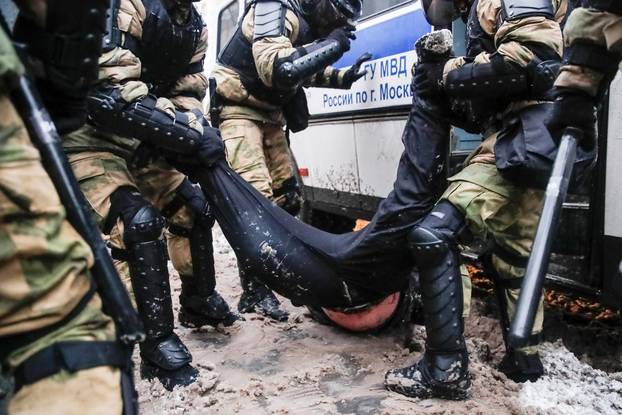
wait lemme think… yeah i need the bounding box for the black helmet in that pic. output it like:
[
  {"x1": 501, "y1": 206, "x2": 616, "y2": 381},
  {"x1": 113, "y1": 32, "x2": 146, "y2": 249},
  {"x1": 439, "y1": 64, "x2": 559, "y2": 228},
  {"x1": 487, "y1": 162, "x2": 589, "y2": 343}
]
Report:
[
  {"x1": 330, "y1": 0, "x2": 363, "y2": 20},
  {"x1": 422, "y1": 0, "x2": 470, "y2": 26},
  {"x1": 301, "y1": 0, "x2": 362, "y2": 32}
]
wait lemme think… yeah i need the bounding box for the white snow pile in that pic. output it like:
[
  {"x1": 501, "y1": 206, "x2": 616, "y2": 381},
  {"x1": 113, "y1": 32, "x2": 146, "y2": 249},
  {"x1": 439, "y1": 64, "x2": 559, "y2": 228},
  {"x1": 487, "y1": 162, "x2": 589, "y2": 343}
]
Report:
[{"x1": 519, "y1": 341, "x2": 622, "y2": 415}]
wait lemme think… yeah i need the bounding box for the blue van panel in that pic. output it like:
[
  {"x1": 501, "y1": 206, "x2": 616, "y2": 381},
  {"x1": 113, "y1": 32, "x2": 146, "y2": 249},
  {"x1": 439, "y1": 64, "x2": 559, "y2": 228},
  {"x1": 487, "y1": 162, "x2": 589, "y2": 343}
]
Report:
[{"x1": 333, "y1": 9, "x2": 431, "y2": 68}]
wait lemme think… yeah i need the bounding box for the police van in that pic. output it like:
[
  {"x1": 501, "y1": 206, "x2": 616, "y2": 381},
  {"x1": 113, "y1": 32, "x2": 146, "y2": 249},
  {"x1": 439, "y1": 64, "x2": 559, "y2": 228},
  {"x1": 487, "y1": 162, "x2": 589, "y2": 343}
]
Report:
[{"x1": 201, "y1": 0, "x2": 622, "y2": 309}]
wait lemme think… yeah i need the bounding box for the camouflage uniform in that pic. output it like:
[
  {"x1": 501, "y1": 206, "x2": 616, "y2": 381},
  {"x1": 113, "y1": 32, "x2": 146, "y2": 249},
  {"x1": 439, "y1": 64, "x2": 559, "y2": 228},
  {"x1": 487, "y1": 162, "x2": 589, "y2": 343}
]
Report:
[
  {"x1": 212, "y1": 3, "x2": 357, "y2": 206},
  {"x1": 555, "y1": 4, "x2": 622, "y2": 98},
  {"x1": 212, "y1": 0, "x2": 367, "y2": 319},
  {"x1": 0, "y1": 11, "x2": 121, "y2": 415},
  {"x1": 441, "y1": 0, "x2": 566, "y2": 352},
  {"x1": 63, "y1": 0, "x2": 239, "y2": 389},
  {"x1": 63, "y1": 0, "x2": 208, "y2": 285}
]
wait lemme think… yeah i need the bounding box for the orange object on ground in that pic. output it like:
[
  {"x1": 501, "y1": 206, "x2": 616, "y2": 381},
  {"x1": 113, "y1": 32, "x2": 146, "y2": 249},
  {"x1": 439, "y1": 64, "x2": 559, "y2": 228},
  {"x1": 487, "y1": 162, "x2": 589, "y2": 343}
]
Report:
[{"x1": 322, "y1": 292, "x2": 401, "y2": 332}]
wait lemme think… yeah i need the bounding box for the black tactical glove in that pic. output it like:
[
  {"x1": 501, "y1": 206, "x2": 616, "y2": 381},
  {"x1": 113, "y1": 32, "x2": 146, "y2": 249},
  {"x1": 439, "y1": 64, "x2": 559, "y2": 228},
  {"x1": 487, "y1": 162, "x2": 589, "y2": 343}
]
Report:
[
  {"x1": 547, "y1": 87, "x2": 597, "y2": 150},
  {"x1": 167, "y1": 125, "x2": 226, "y2": 182},
  {"x1": 342, "y1": 53, "x2": 373, "y2": 88},
  {"x1": 412, "y1": 60, "x2": 447, "y2": 98},
  {"x1": 198, "y1": 126, "x2": 226, "y2": 167},
  {"x1": 326, "y1": 25, "x2": 356, "y2": 52}
]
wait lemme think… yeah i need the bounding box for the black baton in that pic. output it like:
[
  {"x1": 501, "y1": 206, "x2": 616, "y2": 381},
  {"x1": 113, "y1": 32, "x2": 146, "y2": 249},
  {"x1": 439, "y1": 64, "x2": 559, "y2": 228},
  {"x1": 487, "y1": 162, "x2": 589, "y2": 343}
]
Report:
[
  {"x1": 10, "y1": 75, "x2": 145, "y2": 346},
  {"x1": 508, "y1": 127, "x2": 581, "y2": 348}
]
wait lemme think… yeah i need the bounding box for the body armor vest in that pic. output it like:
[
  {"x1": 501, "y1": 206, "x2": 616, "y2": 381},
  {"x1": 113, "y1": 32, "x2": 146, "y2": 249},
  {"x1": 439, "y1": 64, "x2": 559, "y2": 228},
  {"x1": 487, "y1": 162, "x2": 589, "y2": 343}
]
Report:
[
  {"x1": 120, "y1": 0, "x2": 204, "y2": 96},
  {"x1": 218, "y1": 0, "x2": 314, "y2": 105},
  {"x1": 465, "y1": 0, "x2": 495, "y2": 59}
]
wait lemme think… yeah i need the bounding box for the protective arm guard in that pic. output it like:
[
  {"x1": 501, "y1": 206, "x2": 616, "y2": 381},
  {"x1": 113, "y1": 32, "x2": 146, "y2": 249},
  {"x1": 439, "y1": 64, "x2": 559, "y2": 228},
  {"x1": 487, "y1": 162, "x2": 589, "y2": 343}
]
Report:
[
  {"x1": 273, "y1": 39, "x2": 346, "y2": 89},
  {"x1": 87, "y1": 85, "x2": 202, "y2": 156},
  {"x1": 445, "y1": 54, "x2": 560, "y2": 100}
]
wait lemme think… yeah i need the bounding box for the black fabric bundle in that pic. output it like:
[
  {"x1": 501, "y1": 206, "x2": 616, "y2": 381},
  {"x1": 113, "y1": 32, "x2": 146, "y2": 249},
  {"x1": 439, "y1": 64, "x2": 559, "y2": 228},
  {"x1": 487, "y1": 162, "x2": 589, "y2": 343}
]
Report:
[{"x1": 197, "y1": 102, "x2": 450, "y2": 309}]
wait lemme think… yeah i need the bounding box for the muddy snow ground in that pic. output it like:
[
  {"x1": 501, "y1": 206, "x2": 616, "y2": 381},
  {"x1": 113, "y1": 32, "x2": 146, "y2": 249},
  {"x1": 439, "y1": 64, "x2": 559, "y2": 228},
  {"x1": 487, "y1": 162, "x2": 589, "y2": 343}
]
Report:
[{"x1": 136, "y1": 227, "x2": 622, "y2": 415}]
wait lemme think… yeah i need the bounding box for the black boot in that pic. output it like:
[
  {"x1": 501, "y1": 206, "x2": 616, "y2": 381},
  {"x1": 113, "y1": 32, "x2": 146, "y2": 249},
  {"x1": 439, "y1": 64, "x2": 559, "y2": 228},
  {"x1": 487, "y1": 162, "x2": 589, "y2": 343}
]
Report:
[
  {"x1": 238, "y1": 264, "x2": 289, "y2": 322},
  {"x1": 499, "y1": 349, "x2": 544, "y2": 383},
  {"x1": 179, "y1": 277, "x2": 242, "y2": 328},
  {"x1": 126, "y1": 226, "x2": 197, "y2": 390},
  {"x1": 385, "y1": 202, "x2": 471, "y2": 400},
  {"x1": 140, "y1": 333, "x2": 198, "y2": 391},
  {"x1": 385, "y1": 349, "x2": 470, "y2": 400},
  {"x1": 110, "y1": 188, "x2": 198, "y2": 390},
  {"x1": 172, "y1": 180, "x2": 243, "y2": 328}
]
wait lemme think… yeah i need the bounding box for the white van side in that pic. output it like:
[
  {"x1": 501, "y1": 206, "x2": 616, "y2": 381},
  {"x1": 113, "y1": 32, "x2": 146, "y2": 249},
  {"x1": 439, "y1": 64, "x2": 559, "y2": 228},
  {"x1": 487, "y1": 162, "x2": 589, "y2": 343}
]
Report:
[{"x1": 201, "y1": 0, "x2": 622, "y2": 308}]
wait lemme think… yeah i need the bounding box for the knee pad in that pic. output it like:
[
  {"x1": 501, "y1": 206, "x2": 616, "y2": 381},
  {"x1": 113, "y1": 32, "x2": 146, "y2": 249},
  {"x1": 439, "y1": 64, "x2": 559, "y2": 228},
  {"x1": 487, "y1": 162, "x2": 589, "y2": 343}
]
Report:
[
  {"x1": 408, "y1": 201, "x2": 466, "y2": 267},
  {"x1": 108, "y1": 186, "x2": 166, "y2": 247}
]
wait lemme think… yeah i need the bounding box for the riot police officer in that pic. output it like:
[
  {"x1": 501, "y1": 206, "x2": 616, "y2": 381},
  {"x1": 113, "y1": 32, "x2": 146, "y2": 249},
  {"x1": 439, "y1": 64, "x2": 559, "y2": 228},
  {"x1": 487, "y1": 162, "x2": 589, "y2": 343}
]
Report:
[
  {"x1": 384, "y1": 0, "x2": 569, "y2": 400},
  {"x1": 64, "y1": 0, "x2": 239, "y2": 390},
  {"x1": 211, "y1": 0, "x2": 371, "y2": 321}
]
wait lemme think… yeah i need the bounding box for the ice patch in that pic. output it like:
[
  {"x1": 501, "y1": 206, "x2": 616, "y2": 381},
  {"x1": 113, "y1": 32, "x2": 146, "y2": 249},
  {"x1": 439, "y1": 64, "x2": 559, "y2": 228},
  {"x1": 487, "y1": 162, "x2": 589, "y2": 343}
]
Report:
[{"x1": 519, "y1": 341, "x2": 622, "y2": 415}]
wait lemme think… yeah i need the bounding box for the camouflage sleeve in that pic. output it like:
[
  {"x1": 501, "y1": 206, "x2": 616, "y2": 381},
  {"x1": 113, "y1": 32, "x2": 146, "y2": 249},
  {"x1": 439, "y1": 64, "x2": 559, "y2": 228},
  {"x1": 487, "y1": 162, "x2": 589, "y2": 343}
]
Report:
[
  {"x1": 167, "y1": 26, "x2": 209, "y2": 112},
  {"x1": 95, "y1": 0, "x2": 203, "y2": 128},
  {"x1": 250, "y1": 8, "x2": 300, "y2": 88},
  {"x1": 494, "y1": 0, "x2": 564, "y2": 67},
  {"x1": 554, "y1": 7, "x2": 622, "y2": 97},
  {"x1": 308, "y1": 66, "x2": 348, "y2": 88},
  {"x1": 443, "y1": 0, "x2": 564, "y2": 79},
  {"x1": 97, "y1": 0, "x2": 147, "y2": 101}
]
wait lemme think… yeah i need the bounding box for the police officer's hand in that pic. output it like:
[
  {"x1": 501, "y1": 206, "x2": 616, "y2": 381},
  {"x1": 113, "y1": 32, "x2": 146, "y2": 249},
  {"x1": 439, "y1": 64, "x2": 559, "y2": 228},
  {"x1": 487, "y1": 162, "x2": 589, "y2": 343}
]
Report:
[
  {"x1": 198, "y1": 126, "x2": 226, "y2": 167},
  {"x1": 327, "y1": 25, "x2": 356, "y2": 52},
  {"x1": 547, "y1": 88, "x2": 597, "y2": 149},
  {"x1": 342, "y1": 53, "x2": 373, "y2": 88},
  {"x1": 412, "y1": 60, "x2": 447, "y2": 98},
  {"x1": 169, "y1": 125, "x2": 225, "y2": 180}
]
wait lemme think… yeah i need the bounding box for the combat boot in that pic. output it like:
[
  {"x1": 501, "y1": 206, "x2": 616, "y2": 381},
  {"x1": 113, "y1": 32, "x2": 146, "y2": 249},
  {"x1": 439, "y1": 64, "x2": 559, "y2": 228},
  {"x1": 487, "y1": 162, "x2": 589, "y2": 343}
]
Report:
[
  {"x1": 140, "y1": 333, "x2": 198, "y2": 391},
  {"x1": 179, "y1": 277, "x2": 242, "y2": 328},
  {"x1": 121, "y1": 202, "x2": 198, "y2": 390},
  {"x1": 385, "y1": 349, "x2": 471, "y2": 400},
  {"x1": 499, "y1": 349, "x2": 544, "y2": 383},
  {"x1": 386, "y1": 202, "x2": 471, "y2": 400},
  {"x1": 238, "y1": 265, "x2": 289, "y2": 322}
]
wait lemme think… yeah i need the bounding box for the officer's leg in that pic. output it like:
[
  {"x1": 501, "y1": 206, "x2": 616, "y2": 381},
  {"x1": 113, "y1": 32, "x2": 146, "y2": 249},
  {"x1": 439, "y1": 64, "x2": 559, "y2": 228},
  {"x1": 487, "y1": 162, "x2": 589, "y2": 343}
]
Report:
[
  {"x1": 440, "y1": 175, "x2": 545, "y2": 382},
  {"x1": 163, "y1": 178, "x2": 241, "y2": 328},
  {"x1": 2, "y1": 119, "x2": 129, "y2": 413},
  {"x1": 486, "y1": 186, "x2": 545, "y2": 382},
  {"x1": 264, "y1": 125, "x2": 301, "y2": 216},
  {"x1": 107, "y1": 186, "x2": 197, "y2": 390},
  {"x1": 385, "y1": 201, "x2": 471, "y2": 400},
  {"x1": 133, "y1": 160, "x2": 240, "y2": 328},
  {"x1": 220, "y1": 118, "x2": 289, "y2": 321}
]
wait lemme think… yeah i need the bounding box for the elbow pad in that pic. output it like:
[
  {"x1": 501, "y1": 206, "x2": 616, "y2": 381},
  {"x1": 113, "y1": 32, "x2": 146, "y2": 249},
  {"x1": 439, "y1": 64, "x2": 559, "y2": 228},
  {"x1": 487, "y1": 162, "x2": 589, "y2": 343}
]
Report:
[
  {"x1": 87, "y1": 86, "x2": 202, "y2": 155},
  {"x1": 273, "y1": 39, "x2": 345, "y2": 89},
  {"x1": 445, "y1": 55, "x2": 560, "y2": 100}
]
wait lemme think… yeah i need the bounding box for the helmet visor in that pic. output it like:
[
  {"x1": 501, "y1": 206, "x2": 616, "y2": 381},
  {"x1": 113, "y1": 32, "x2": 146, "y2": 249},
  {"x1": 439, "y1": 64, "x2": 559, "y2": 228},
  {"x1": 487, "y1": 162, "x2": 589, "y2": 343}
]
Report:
[
  {"x1": 331, "y1": 0, "x2": 362, "y2": 20},
  {"x1": 422, "y1": 0, "x2": 458, "y2": 26}
]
